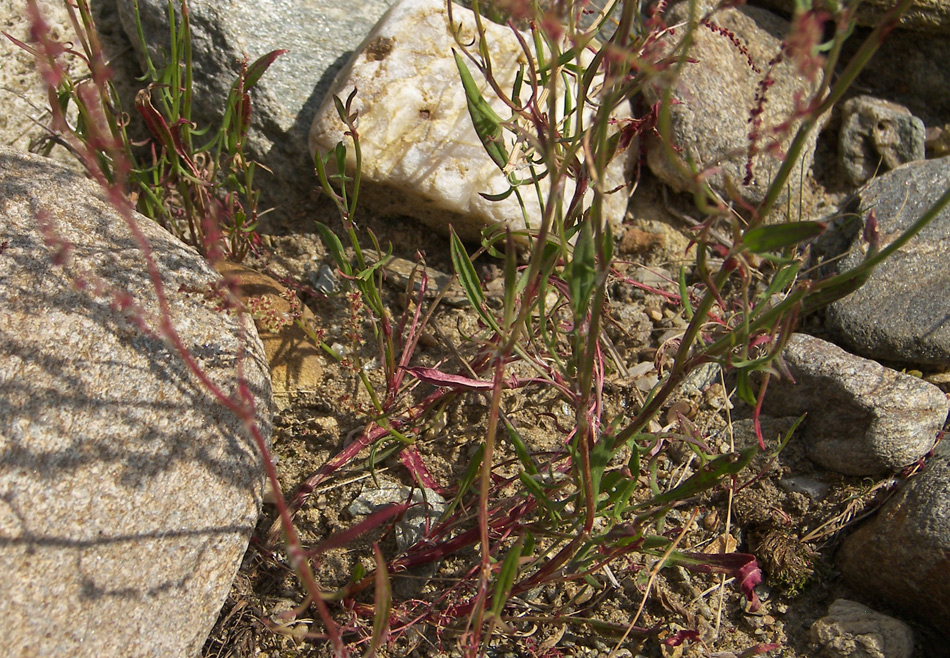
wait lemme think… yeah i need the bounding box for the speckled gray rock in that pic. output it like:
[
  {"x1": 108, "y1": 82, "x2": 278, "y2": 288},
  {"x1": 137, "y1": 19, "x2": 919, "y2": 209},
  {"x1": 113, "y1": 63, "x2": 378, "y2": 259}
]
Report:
[
  {"x1": 843, "y1": 28, "x2": 950, "y2": 128},
  {"x1": 825, "y1": 157, "x2": 950, "y2": 368},
  {"x1": 809, "y1": 599, "x2": 914, "y2": 658},
  {"x1": 0, "y1": 150, "x2": 272, "y2": 657},
  {"x1": 750, "y1": 0, "x2": 950, "y2": 34},
  {"x1": 762, "y1": 334, "x2": 948, "y2": 475},
  {"x1": 839, "y1": 96, "x2": 925, "y2": 186},
  {"x1": 838, "y1": 456, "x2": 950, "y2": 637},
  {"x1": 0, "y1": 1, "x2": 77, "y2": 161},
  {"x1": 347, "y1": 475, "x2": 446, "y2": 552},
  {"x1": 643, "y1": 1, "x2": 825, "y2": 211},
  {"x1": 111, "y1": 0, "x2": 395, "y2": 219},
  {"x1": 347, "y1": 474, "x2": 447, "y2": 598}
]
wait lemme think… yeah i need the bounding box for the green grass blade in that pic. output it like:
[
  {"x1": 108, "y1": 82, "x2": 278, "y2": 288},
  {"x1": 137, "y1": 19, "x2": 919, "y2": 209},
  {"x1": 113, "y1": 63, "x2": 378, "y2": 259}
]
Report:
[
  {"x1": 453, "y1": 50, "x2": 509, "y2": 170},
  {"x1": 569, "y1": 220, "x2": 596, "y2": 323},
  {"x1": 641, "y1": 447, "x2": 757, "y2": 508},
  {"x1": 442, "y1": 443, "x2": 483, "y2": 520},
  {"x1": 504, "y1": 419, "x2": 537, "y2": 476},
  {"x1": 743, "y1": 221, "x2": 826, "y2": 254},
  {"x1": 490, "y1": 536, "x2": 525, "y2": 620},
  {"x1": 678, "y1": 266, "x2": 694, "y2": 321},
  {"x1": 450, "y1": 229, "x2": 485, "y2": 307},
  {"x1": 315, "y1": 222, "x2": 353, "y2": 276},
  {"x1": 450, "y1": 229, "x2": 502, "y2": 333}
]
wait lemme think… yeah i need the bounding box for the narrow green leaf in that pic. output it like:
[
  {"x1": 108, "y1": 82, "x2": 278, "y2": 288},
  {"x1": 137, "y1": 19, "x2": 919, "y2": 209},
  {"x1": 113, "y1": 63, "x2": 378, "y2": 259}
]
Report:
[
  {"x1": 751, "y1": 262, "x2": 802, "y2": 320},
  {"x1": 774, "y1": 413, "x2": 806, "y2": 456},
  {"x1": 743, "y1": 221, "x2": 826, "y2": 254},
  {"x1": 480, "y1": 187, "x2": 515, "y2": 202},
  {"x1": 523, "y1": 531, "x2": 535, "y2": 556},
  {"x1": 511, "y1": 65, "x2": 524, "y2": 107},
  {"x1": 450, "y1": 229, "x2": 502, "y2": 332},
  {"x1": 460, "y1": 443, "x2": 484, "y2": 493},
  {"x1": 333, "y1": 142, "x2": 348, "y2": 183},
  {"x1": 560, "y1": 70, "x2": 576, "y2": 134},
  {"x1": 350, "y1": 561, "x2": 366, "y2": 584},
  {"x1": 356, "y1": 247, "x2": 393, "y2": 282},
  {"x1": 599, "y1": 471, "x2": 639, "y2": 520},
  {"x1": 678, "y1": 267, "x2": 694, "y2": 321},
  {"x1": 518, "y1": 472, "x2": 561, "y2": 520},
  {"x1": 333, "y1": 94, "x2": 348, "y2": 122},
  {"x1": 569, "y1": 220, "x2": 596, "y2": 322},
  {"x1": 503, "y1": 230, "x2": 518, "y2": 329},
  {"x1": 627, "y1": 442, "x2": 641, "y2": 476},
  {"x1": 537, "y1": 46, "x2": 588, "y2": 76},
  {"x1": 735, "y1": 369, "x2": 756, "y2": 406},
  {"x1": 490, "y1": 536, "x2": 524, "y2": 620},
  {"x1": 450, "y1": 229, "x2": 485, "y2": 307},
  {"x1": 453, "y1": 50, "x2": 508, "y2": 170},
  {"x1": 244, "y1": 49, "x2": 286, "y2": 90},
  {"x1": 612, "y1": 479, "x2": 639, "y2": 520},
  {"x1": 442, "y1": 443, "x2": 483, "y2": 519},
  {"x1": 315, "y1": 222, "x2": 352, "y2": 276},
  {"x1": 761, "y1": 262, "x2": 801, "y2": 299},
  {"x1": 641, "y1": 447, "x2": 758, "y2": 508},
  {"x1": 532, "y1": 29, "x2": 548, "y2": 84},
  {"x1": 504, "y1": 419, "x2": 537, "y2": 476},
  {"x1": 589, "y1": 437, "x2": 613, "y2": 501}
]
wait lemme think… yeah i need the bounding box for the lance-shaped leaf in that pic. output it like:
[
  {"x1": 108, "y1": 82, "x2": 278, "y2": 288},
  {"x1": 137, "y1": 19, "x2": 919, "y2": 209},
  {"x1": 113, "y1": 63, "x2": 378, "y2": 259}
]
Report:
[
  {"x1": 135, "y1": 86, "x2": 194, "y2": 166},
  {"x1": 311, "y1": 502, "x2": 410, "y2": 557},
  {"x1": 453, "y1": 50, "x2": 509, "y2": 171},
  {"x1": 244, "y1": 49, "x2": 286, "y2": 90},
  {"x1": 405, "y1": 366, "x2": 494, "y2": 391},
  {"x1": 743, "y1": 221, "x2": 827, "y2": 254},
  {"x1": 451, "y1": 229, "x2": 502, "y2": 333},
  {"x1": 222, "y1": 50, "x2": 286, "y2": 145},
  {"x1": 365, "y1": 543, "x2": 391, "y2": 658},
  {"x1": 490, "y1": 536, "x2": 525, "y2": 622},
  {"x1": 315, "y1": 222, "x2": 352, "y2": 276},
  {"x1": 399, "y1": 446, "x2": 445, "y2": 494},
  {"x1": 569, "y1": 220, "x2": 597, "y2": 323},
  {"x1": 638, "y1": 446, "x2": 758, "y2": 508}
]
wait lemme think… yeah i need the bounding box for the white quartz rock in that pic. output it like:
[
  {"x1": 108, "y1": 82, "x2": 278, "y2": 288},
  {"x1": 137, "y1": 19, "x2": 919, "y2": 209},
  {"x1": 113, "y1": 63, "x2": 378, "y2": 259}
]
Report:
[{"x1": 309, "y1": 0, "x2": 632, "y2": 242}]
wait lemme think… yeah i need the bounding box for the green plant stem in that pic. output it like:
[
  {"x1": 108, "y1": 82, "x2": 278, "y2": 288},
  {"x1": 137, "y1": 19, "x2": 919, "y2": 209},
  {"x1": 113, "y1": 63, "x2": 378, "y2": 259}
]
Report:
[
  {"x1": 470, "y1": 355, "x2": 507, "y2": 651},
  {"x1": 757, "y1": 0, "x2": 915, "y2": 219},
  {"x1": 615, "y1": 262, "x2": 732, "y2": 446}
]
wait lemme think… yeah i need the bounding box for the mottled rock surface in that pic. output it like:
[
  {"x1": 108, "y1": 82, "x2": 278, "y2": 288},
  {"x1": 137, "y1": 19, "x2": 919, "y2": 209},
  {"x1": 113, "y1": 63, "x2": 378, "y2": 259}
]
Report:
[
  {"x1": 751, "y1": 0, "x2": 950, "y2": 34},
  {"x1": 809, "y1": 599, "x2": 914, "y2": 658},
  {"x1": 347, "y1": 475, "x2": 447, "y2": 552},
  {"x1": 825, "y1": 156, "x2": 950, "y2": 368},
  {"x1": 844, "y1": 28, "x2": 950, "y2": 128},
  {"x1": 112, "y1": 0, "x2": 396, "y2": 220},
  {"x1": 643, "y1": 1, "x2": 825, "y2": 210},
  {"x1": 839, "y1": 96, "x2": 925, "y2": 186},
  {"x1": 309, "y1": 0, "x2": 633, "y2": 242},
  {"x1": 838, "y1": 456, "x2": 950, "y2": 637},
  {"x1": 0, "y1": 1, "x2": 81, "y2": 167},
  {"x1": 762, "y1": 334, "x2": 947, "y2": 475},
  {"x1": 0, "y1": 149, "x2": 272, "y2": 657}
]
